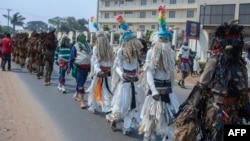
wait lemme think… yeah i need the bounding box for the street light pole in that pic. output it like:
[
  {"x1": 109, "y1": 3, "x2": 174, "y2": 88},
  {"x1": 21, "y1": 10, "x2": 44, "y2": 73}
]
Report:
[
  {"x1": 203, "y1": 4, "x2": 207, "y2": 29},
  {"x1": 7, "y1": 8, "x2": 12, "y2": 33}
]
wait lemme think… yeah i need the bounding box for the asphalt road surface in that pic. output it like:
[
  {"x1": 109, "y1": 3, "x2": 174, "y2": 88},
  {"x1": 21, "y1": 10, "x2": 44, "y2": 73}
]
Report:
[{"x1": 11, "y1": 62, "x2": 193, "y2": 141}]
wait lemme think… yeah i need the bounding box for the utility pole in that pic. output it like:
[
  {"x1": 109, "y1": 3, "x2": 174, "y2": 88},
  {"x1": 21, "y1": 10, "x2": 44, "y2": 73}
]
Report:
[
  {"x1": 96, "y1": 0, "x2": 99, "y2": 29},
  {"x1": 7, "y1": 8, "x2": 12, "y2": 33}
]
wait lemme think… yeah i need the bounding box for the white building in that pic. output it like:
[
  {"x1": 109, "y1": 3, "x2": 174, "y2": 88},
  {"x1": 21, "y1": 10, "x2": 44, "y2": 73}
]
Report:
[{"x1": 97, "y1": 0, "x2": 250, "y2": 62}]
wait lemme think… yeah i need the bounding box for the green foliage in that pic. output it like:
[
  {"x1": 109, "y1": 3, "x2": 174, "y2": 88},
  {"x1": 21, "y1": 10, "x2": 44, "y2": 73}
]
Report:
[
  {"x1": 0, "y1": 25, "x2": 12, "y2": 33},
  {"x1": 114, "y1": 33, "x2": 120, "y2": 44},
  {"x1": 199, "y1": 62, "x2": 206, "y2": 70},
  {"x1": 24, "y1": 21, "x2": 48, "y2": 32},
  {"x1": 3, "y1": 12, "x2": 26, "y2": 32},
  {"x1": 103, "y1": 25, "x2": 110, "y2": 31},
  {"x1": 146, "y1": 30, "x2": 154, "y2": 42},
  {"x1": 48, "y1": 16, "x2": 88, "y2": 33}
]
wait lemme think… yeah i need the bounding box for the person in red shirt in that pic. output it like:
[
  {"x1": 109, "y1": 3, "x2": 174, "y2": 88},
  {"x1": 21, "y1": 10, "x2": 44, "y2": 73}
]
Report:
[
  {"x1": 0, "y1": 34, "x2": 4, "y2": 67},
  {"x1": 0, "y1": 33, "x2": 12, "y2": 71}
]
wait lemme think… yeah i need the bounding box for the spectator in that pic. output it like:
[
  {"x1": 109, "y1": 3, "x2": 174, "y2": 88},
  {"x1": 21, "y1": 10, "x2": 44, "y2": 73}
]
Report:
[
  {"x1": 177, "y1": 42, "x2": 190, "y2": 88},
  {"x1": 193, "y1": 55, "x2": 200, "y2": 75},
  {"x1": 0, "y1": 33, "x2": 12, "y2": 71},
  {"x1": 0, "y1": 34, "x2": 4, "y2": 66},
  {"x1": 188, "y1": 50, "x2": 195, "y2": 76}
]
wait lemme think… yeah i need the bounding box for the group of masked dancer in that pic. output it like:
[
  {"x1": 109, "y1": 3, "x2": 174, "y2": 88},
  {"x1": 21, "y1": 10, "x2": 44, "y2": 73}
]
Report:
[{"x1": 53, "y1": 4, "x2": 250, "y2": 141}]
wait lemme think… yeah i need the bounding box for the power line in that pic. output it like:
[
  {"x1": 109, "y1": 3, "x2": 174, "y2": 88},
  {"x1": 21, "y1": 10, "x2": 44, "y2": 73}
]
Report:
[{"x1": 0, "y1": 8, "x2": 50, "y2": 21}]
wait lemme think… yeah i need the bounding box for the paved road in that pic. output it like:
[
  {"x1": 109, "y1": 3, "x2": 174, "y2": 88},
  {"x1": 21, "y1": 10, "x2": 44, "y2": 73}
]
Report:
[{"x1": 11, "y1": 62, "x2": 193, "y2": 141}]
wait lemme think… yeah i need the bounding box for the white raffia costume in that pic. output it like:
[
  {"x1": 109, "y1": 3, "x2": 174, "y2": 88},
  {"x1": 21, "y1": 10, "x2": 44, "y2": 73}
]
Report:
[
  {"x1": 106, "y1": 28, "x2": 145, "y2": 134},
  {"x1": 87, "y1": 31, "x2": 114, "y2": 113},
  {"x1": 138, "y1": 4, "x2": 180, "y2": 141}
]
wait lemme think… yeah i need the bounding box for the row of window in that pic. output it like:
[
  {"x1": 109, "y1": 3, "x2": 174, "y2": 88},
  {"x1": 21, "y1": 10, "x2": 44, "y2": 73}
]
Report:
[
  {"x1": 104, "y1": 10, "x2": 194, "y2": 18},
  {"x1": 200, "y1": 4, "x2": 250, "y2": 24},
  {"x1": 103, "y1": 24, "x2": 156, "y2": 30},
  {"x1": 106, "y1": 0, "x2": 195, "y2": 6}
]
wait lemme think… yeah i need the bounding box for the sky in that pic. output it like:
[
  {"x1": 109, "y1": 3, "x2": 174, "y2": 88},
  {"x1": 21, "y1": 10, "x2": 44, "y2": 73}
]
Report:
[{"x1": 0, "y1": 0, "x2": 98, "y2": 32}]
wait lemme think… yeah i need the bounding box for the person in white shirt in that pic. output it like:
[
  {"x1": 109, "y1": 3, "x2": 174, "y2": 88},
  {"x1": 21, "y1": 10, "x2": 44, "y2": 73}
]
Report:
[
  {"x1": 193, "y1": 55, "x2": 200, "y2": 75},
  {"x1": 177, "y1": 42, "x2": 190, "y2": 88}
]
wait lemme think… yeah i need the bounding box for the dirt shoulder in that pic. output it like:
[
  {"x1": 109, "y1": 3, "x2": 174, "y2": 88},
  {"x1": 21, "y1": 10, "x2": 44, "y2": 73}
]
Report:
[
  {"x1": 0, "y1": 69, "x2": 64, "y2": 141},
  {"x1": 175, "y1": 72, "x2": 200, "y2": 85}
]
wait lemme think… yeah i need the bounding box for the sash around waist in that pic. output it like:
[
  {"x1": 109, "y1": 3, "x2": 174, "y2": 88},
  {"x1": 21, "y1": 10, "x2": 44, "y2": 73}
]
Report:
[
  {"x1": 154, "y1": 79, "x2": 171, "y2": 88},
  {"x1": 123, "y1": 69, "x2": 137, "y2": 76},
  {"x1": 77, "y1": 64, "x2": 90, "y2": 70},
  {"x1": 100, "y1": 66, "x2": 111, "y2": 73}
]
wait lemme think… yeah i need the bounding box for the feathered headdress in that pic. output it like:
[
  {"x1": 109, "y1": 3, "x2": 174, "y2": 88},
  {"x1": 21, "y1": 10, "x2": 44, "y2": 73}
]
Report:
[
  {"x1": 115, "y1": 14, "x2": 128, "y2": 31},
  {"x1": 214, "y1": 19, "x2": 244, "y2": 51},
  {"x1": 115, "y1": 14, "x2": 134, "y2": 42},
  {"x1": 157, "y1": 4, "x2": 172, "y2": 39},
  {"x1": 90, "y1": 16, "x2": 98, "y2": 30}
]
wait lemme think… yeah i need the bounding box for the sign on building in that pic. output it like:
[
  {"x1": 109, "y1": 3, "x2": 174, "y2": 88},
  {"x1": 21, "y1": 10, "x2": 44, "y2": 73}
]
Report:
[{"x1": 186, "y1": 20, "x2": 200, "y2": 40}]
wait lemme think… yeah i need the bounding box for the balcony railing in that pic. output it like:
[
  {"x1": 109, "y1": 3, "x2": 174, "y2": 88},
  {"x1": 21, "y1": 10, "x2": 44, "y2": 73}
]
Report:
[
  {"x1": 99, "y1": 4, "x2": 197, "y2": 11},
  {"x1": 99, "y1": 17, "x2": 198, "y2": 24}
]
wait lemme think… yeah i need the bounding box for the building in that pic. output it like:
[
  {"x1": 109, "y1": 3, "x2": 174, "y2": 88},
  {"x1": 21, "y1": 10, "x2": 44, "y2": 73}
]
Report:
[{"x1": 97, "y1": 0, "x2": 250, "y2": 62}]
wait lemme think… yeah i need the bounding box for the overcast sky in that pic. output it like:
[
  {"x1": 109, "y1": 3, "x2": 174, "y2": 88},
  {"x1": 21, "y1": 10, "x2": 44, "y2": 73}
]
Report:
[{"x1": 0, "y1": 0, "x2": 98, "y2": 31}]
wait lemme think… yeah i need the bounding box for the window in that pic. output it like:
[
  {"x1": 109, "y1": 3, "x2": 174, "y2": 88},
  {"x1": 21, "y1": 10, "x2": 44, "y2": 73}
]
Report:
[
  {"x1": 169, "y1": 11, "x2": 175, "y2": 18},
  {"x1": 113, "y1": 25, "x2": 116, "y2": 29},
  {"x1": 120, "y1": 0, "x2": 124, "y2": 4},
  {"x1": 151, "y1": 25, "x2": 156, "y2": 29},
  {"x1": 188, "y1": 0, "x2": 195, "y2": 3},
  {"x1": 139, "y1": 25, "x2": 145, "y2": 30},
  {"x1": 152, "y1": 11, "x2": 156, "y2": 16},
  {"x1": 239, "y1": 4, "x2": 250, "y2": 24},
  {"x1": 115, "y1": 1, "x2": 118, "y2": 4},
  {"x1": 141, "y1": 0, "x2": 147, "y2": 5},
  {"x1": 140, "y1": 12, "x2": 146, "y2": 18},
  {"x1": 125, "y1": 11, "x2": 133, "y2": 14},
  {"x1": 104, "y1": 13, "x2": 109, "y2": 18},
  {"x1": 105, "y1": 1, "x2": 110, "y2": 7},
  {"x1": 170, "y1": 0, "x2": 176, "y2": 4},
  {"x1": 187, "y1": 10, "x2": 194, "y2": 18},
  {"x1": 125, "y1": 11, "x2": 133, "y2": 18},
  {"x1": 125, "y1": 0, "x2": 134, "y2": 1},
  {"x1": 200, "y1": 4, "x2": 235, "y2": 24},
  {"x1": 153, "y1": 0, "x2": 157, "y2": 3}
]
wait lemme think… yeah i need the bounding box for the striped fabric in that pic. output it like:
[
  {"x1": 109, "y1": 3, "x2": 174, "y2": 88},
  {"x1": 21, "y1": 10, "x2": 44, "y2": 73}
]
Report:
[{"x1": 54, "y1": 46, "x2": 71, "y2": 62}]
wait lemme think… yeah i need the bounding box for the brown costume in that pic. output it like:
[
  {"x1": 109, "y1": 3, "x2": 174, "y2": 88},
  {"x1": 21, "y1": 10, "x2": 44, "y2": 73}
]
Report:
[{"x1": 174, "y1": 20, "x2": 250, "y2": 141}]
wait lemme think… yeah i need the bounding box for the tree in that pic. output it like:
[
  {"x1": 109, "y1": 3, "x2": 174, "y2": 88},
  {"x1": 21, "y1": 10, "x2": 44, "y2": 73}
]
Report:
[
  {"x1": 24, "y1": 21, "x2": 48, "y2": 32},
  {"x1": 48, "y1": 16, "x2": 62, "y2": 31},
  {"x1": 103, "y1": 25, "x2": 110, "y2": 31},
  {"x1": 66, "y1": 17, "x2": 77, "y2": 31},
  {"x1": 48, "y1": 16, "x2": 89, "y2": 33},
  {"x1": 0, "y1": 25, "x2": 12, "y2": 33},
  {"x1": 76, "y1": 18, "x2": 89, "y2": 32},
  {"x1": 3, "y1": 12, "x2": 26, "y2": 32},
  {"x1": 146, "y1": 30, "x2": 154, "y2": 42}
]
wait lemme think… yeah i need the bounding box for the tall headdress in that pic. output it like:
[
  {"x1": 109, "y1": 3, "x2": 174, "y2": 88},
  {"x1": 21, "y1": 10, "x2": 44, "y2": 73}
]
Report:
[
  {"x1": 91, "y1": 16, "x2": 105, "y2": 37},
  {"x1": 115, "y1": 14, "x2": 134, "y2": 43},
  {"x1": 157, "y1": 4, "x2": 172, "y2": 40},
  {"x1": 90, "y1": 16, "x2": 98, "y2": 30}
]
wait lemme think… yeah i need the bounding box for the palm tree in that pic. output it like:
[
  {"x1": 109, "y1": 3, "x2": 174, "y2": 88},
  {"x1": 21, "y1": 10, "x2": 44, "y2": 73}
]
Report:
[{"x1": 3, "y1": 12, "x2": 26, "y2": 32}]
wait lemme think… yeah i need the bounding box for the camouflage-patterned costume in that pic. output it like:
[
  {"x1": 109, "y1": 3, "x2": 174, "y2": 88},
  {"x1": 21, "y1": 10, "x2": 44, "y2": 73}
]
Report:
[{"x1": 43, "y1": 30, "x2": 57, "y2": 85}]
